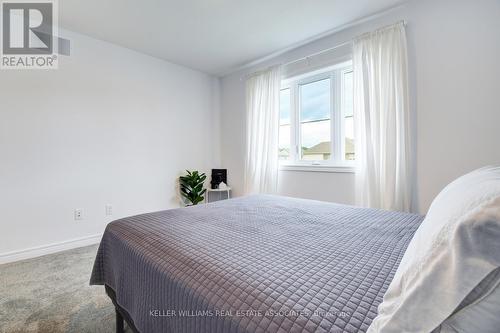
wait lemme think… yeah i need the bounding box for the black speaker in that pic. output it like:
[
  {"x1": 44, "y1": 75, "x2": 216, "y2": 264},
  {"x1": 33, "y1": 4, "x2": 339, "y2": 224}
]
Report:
[{"x1": 211, "y1": 169, "x2": 227, "y2": 189}]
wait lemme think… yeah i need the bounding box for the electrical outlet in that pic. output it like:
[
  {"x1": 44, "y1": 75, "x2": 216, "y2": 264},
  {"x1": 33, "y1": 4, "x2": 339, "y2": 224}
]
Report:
[
  {"x1": 74, "y1": 209, "x2": 83, "y2": 221},
  {"x1": 105, "y1": 204, "x2": 113, "y2": 216}
]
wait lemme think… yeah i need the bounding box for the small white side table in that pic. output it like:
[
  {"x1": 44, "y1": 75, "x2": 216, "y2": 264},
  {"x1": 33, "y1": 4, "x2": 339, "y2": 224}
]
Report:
[{"x1": 206, "y1": 187, "x2": 231, "y2": 203}]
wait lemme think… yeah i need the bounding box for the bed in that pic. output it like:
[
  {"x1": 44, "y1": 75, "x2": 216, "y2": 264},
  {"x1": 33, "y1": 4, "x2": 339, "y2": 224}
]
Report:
[{"x1": 90, "y1": 195, "x2": 423, "y2": 333}]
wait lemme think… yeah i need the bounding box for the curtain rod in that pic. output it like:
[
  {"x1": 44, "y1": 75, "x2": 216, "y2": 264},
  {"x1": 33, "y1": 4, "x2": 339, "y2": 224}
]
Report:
[
  {"x1": 282, "y1": 39, "x2": 353, "y2": 68},
  {"x1": 286, "y1": 20, "x2": 406, "y2": 68},
  {"x1": 240, "y1": 40, "x2": 352, "y2": 81},
  {"x1": 241, "y1": 20, "x2": 406, "y2": 82},
  {"x1": 240, "y1": 39, "x2": 351, "y2": 82}
]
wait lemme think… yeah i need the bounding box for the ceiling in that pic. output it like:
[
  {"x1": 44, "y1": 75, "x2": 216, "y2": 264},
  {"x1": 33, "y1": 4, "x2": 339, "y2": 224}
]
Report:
[{"x1": 59, "y1": 0, "x2": 406, "y2": 76}]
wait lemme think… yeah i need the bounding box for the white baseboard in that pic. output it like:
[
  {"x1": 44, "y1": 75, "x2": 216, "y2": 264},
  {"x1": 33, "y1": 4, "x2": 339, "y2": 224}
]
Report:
[{"x1": 0, "y1": 234, "x2": 103, "y2": 265}]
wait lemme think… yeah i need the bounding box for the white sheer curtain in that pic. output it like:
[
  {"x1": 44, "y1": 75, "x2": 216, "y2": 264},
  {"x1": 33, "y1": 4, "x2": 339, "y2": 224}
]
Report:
[
  {"x1": 353, "y1": 22, "x2": 412, "y2": 212},
  {"x1": 243, "y1": 66, "x2": 281, "y2": 194}
]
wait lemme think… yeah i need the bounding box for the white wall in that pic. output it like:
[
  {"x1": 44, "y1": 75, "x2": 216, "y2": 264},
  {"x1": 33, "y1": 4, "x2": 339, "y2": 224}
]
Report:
[
  {"x1": 220, "y1": 0, "x2": 500, "y2": 213},
  {"x1": 0, "y1": 29, "x2": 220, "y2": 259}
]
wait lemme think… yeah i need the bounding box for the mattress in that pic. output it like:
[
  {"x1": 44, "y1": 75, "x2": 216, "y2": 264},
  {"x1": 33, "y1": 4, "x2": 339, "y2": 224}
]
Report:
[{"x1": 90, "y1": 195, "x2": 423, "y2": 333}]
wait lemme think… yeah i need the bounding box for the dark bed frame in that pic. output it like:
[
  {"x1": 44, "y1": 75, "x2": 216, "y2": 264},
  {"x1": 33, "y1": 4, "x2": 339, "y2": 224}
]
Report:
[{"x1": 105, "y1": 285, "x2": 141, "y2": 333}]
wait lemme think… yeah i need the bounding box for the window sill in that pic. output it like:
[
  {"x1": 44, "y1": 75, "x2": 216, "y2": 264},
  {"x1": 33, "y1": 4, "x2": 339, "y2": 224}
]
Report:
[{"x1": 279, "y1": 164, "x2": 355, "y2": 173}]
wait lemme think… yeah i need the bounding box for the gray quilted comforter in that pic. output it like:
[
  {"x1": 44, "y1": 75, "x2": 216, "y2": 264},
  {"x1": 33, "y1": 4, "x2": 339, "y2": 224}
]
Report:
[{"x1": 90, "y1": 195, "x2": 423, "y2": 333}]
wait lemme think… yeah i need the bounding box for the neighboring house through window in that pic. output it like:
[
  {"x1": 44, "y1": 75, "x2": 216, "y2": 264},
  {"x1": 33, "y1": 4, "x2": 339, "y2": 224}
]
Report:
[{"x1": 279, "y1": 61, "x2": 354, "y2": 169}]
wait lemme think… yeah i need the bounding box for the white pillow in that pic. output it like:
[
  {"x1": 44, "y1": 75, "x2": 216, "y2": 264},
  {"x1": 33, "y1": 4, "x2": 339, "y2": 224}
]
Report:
[{"x1": 368, "y1": 166, "x2": 500, "y2": 333}]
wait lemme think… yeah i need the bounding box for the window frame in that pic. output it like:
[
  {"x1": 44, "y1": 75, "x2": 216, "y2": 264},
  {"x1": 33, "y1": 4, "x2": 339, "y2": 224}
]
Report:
[{"x1": 279, "y1": 61, "x2": 355, "y2": 172}]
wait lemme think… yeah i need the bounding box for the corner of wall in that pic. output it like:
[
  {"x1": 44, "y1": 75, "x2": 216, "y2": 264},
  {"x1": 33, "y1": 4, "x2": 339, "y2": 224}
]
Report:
[{"x1": 210, "y1": 76, "x2": 222, "y2": 169}]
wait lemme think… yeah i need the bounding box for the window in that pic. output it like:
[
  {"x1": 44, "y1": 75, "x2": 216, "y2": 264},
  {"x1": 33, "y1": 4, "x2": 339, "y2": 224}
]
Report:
[
  {"x1": 279, "y1": 89, "x2": 291, "y2": 160},
  {"x1": 279, "y1": 61, "x2": 354, "y2": 169},
  {"x1": 343, "y1": 69, "x2": 354, "y2": 161}
]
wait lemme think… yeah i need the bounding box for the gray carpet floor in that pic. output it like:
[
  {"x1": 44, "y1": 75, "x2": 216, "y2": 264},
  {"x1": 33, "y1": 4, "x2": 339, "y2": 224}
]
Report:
[{"x1": 0, "y1": 244, "x2": 130, "y2": 333}]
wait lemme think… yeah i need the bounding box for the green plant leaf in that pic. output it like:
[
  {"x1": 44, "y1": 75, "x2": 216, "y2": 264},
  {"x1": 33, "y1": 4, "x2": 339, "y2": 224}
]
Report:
[{"x1": 179, "y1": 169, "x2": 207, "y2": 206}]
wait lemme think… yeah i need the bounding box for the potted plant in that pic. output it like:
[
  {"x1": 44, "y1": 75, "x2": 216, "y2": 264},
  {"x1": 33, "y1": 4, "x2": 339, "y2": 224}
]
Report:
[{"x1": 179, "y1": 170, "x2": 207, "y2": 206}]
